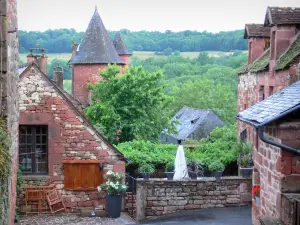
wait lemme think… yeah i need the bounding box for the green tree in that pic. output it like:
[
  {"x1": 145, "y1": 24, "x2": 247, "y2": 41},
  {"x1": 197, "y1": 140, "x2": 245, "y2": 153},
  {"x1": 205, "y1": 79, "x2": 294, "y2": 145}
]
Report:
[{"x1": 86, "y1": 65, "x2": 175, "y2": 143}]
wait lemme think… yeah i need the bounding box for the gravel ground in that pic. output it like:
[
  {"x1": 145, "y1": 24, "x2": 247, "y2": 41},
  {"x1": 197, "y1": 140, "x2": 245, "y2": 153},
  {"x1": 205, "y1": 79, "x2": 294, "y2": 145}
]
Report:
[{"x1": 18, "y1": 214, "x2": 129, "y2": 225}]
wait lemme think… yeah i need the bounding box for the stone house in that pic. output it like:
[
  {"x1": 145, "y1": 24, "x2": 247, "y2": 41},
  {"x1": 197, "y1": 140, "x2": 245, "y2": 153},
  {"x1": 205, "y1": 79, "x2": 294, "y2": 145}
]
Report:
[
  {"x1": 236, "y1": 7, "x2": 300, "y2": 225},
  {"x1": 0, "y1": 0, "x2": 19, "y2": 224},
  {"x1": 17, "y1": 51, "x2": 126, "y2": 212},
  {"x1": 161, "y1": 106, "x2": 225, "y2": 144},
  {"x1": 69, "y1": 7, "x2": 131, "y2": 106}
]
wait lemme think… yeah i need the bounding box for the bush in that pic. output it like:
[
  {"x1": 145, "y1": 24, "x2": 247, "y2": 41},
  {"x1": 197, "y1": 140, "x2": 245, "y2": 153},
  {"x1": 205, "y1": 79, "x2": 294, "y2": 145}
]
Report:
[
  {"x1": 138, "y1": 164, "x2": 155, "y2": 174},
  {"x1": 165, "y1": 162, "x2": 174, "y2": 172},
  {"x1": 208, "y1": 161, "x2": 225, "y2": 172}
]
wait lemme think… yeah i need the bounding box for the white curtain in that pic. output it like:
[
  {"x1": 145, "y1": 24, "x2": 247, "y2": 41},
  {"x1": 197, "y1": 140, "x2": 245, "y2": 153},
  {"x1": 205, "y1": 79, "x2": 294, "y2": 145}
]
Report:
[{"x1": 173, "y1": 145, "x2": 189, "y2": 180}]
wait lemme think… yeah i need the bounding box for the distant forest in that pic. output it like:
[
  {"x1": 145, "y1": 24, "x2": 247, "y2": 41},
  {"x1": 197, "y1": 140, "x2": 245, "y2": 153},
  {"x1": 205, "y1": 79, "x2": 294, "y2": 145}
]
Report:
[{"x1": 19, "y1": 29, "x2": 247, "y2": 53}]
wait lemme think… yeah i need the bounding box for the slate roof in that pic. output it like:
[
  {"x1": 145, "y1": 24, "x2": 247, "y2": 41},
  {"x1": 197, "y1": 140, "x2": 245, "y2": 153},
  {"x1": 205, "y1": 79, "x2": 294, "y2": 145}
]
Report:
[
  {"x1": 18, "y1": 63, "x2": 30, "y2": 75},
  {"x1": 69, "y1": 8, "x2": 125, "y2": 65},
  {"x1": 237, "y1": 81, "x2": 300, "y2": 126},
  {"x1": 265, "y1": 7, "x2": 300, "y2": 26},
  {"x1": 18, "y1": 63, "x2": 125, "y2": 158},
  {"x1": 113, "y1": 32, "x2": 131, "y2": 55},
  {"x1": 238, "y1": 48, "x2": 270, "y2": 74},
  {"x1": 275, "y1": 33, "x2": 300, "y2": 70},
  {"x1": 167, "y1": 106, "x2": 222, "y2": 140},
  {"x1": 244, "y1": 24, "x2": 271, "y2": 39}
]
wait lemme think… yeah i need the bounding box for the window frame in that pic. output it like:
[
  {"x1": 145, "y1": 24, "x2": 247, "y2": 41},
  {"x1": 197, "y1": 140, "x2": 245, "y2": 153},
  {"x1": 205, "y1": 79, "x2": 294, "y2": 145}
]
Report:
[{"x1": 19, "y1": 125, "x2": 48, "y2": 175}]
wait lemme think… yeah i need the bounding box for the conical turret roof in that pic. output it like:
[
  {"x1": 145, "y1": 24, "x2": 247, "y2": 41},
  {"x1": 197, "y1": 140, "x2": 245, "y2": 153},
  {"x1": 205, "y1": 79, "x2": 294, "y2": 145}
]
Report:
[
  {"x1": 70, "y1": 8, "x2": 125, "y2": 64},
  {"x1": 113, "y1": 32, "x2": 132, "y2": 55}
]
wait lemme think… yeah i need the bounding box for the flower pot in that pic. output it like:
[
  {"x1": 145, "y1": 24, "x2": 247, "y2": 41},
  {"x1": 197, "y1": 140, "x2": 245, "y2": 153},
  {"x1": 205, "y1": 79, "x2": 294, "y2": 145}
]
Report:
[
  {"x1": 255, "y1": 196, "x2": 260, "y2": 206},
  {"x1": 164, "y1": 172, "x2": 174, "y2": 180},
  {"x1": 214, "y1": 171, "x2": 223, "y2": 180},
  {"x1": 188, "y1": 171, "x2": 197, "y2": 180},
  {"x1": 240, "y1": 167, "x2": 253, "y2": 178},
  {"x1": 141, "y1": 173, "x2": 151, "y2": 180},
  {"x1": 106, "y1": 194, "x2": 122, "y2": 218}
]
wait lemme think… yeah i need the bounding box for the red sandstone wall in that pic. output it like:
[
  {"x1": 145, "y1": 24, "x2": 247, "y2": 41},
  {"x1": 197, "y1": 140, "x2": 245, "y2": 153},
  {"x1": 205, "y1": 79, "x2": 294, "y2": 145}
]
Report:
[
  {"x1": 18, "y1": 67, "x2": 125, "y2": 211},
  {"x1": 73, "y1": 64, "x2": 126, "y2": 105},
  {"x1": 248, "y1": 38, "x2": 268, "y2": 64}
]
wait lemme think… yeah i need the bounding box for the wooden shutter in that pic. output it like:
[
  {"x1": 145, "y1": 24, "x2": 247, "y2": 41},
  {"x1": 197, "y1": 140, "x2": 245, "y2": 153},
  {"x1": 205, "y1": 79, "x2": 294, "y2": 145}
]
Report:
[{"x1": 63, "y1": 160, "x2": 103, "y2": 191}]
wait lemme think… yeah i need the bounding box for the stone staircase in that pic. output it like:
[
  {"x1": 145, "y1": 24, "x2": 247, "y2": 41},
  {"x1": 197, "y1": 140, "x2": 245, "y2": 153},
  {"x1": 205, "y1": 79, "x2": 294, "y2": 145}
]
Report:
[{"x1": 125, "y1": 192, "x2": 136, "y2": 218}]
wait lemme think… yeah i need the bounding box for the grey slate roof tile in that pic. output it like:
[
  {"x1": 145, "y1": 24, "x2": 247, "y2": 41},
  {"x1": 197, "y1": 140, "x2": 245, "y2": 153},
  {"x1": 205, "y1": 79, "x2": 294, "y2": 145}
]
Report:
[
  {"x1": 113, "y1": 32, "x2": 131, "y2": 55},
  {"x1": 69, "y1": 9, "x2": 125, "y2": 65},
  {"x1": 167, "y1": 106, "x2": 222, "y2": 140},
  {"x1": 237, "y1": 81, "x2": 300, "y2": 125}
]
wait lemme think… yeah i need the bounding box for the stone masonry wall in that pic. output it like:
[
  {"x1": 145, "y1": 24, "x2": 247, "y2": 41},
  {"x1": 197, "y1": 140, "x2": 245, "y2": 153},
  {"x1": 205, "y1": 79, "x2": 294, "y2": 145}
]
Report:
[
  {"x1": 0, "y1": 0, "x2": 19, "y2": 224},
  {"x1": 18, "y1": 66, "x2": 125, "y2": 212},
  {"x1": 136, "y1": 177, "x2": 252, "y2": 222},
  {"x1": 73, "y1": 64, "x2": 126, "y2": 106}
]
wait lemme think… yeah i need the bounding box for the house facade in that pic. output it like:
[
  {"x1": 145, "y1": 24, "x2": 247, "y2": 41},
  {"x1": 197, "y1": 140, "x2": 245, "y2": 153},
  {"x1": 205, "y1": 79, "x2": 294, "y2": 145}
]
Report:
[
  {"x1": 237, "y1": 7, "x2": 300, "y2": 225},
  {"x1": 69, "y1": 7, "x2": 131, "y2": 106},
  {"x1": 17, "y1": 52, "x2": 126, "y2": 213},
  {"x1": 161, "y1": 106, "x2": 225, "y2": 144}
]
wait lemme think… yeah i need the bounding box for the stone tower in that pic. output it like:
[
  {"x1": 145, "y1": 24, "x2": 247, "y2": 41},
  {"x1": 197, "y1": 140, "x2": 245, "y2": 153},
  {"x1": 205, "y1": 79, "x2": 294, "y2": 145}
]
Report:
[{"x1": 70, "y1": 7, "x2": 131, "y2": 106}]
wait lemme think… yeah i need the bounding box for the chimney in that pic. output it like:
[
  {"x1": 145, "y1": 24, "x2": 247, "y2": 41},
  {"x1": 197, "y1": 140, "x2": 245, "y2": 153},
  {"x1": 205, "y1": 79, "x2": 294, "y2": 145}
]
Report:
[
  {"x1": 244, "y1": 24, "x2": 271, "y2": 65},
  {"x1": 53, "y1": 64, "x2": 64, "y2": 89},
  {"x1": 27, "y1": 44, "x2": 48, "y2": 75},
  {"x1": 72, "y1": 41, "x2": 79, "y2": 57}
]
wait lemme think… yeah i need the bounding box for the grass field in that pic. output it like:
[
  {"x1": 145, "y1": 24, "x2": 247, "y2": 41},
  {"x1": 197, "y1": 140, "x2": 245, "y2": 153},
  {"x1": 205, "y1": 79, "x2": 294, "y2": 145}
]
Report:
[{"x1": 20, "y1": 51, "x2": 246, "y2": 63}]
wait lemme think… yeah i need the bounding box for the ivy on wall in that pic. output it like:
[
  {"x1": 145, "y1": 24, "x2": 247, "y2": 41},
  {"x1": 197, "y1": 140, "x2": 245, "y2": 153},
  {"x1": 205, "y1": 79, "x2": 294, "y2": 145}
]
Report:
[{"x1": 0, "y1": 117, "x2": 11, "y2": 224}]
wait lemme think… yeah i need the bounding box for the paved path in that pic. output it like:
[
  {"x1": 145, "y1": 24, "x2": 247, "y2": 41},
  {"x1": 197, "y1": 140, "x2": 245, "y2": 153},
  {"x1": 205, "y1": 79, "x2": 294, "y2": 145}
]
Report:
[{"x1": 142, "y1": 206, "x2": 252, "y2": 225}]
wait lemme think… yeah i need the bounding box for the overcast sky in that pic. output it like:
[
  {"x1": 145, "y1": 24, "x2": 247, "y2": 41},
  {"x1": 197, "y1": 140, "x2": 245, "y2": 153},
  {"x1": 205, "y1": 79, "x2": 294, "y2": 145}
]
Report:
[{"x1": 18, "y1": 0, "x2": 300, "y2": 33}]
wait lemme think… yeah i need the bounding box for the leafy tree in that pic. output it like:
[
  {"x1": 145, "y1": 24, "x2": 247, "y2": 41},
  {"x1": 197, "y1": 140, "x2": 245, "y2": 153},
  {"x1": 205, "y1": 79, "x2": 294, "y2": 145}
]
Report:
[
  {"x1": 86, "y1": 64, "x2": 175, "y2": 143},
  {"x1": 163, "y1": 48, "x2": 173, "y2": 56}
]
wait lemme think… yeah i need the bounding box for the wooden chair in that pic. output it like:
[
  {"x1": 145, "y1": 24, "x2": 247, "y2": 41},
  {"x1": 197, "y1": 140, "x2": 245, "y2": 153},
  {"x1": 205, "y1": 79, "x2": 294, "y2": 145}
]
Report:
[
  {"x1": 46, "y1": 189, "x2": 66, "y2": 214},
  {"x1": 25, "y1": 188, "x2": 41, "y2": 215}
]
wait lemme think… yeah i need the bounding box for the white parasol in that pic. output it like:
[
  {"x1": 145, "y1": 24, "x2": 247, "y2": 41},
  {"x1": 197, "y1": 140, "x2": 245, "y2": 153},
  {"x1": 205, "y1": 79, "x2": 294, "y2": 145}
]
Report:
[{"x1": 173, "y1": 145, "x2": 189, "y2": 180}]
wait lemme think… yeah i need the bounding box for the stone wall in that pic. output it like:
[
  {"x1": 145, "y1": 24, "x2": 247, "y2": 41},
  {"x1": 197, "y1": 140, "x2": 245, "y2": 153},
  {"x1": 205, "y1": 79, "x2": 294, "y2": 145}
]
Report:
[
  {"x1": 0, "y1": 0, "x2": 19, "y2": 224},
  {"x1": 136, "y1": 177, "x2": 252, "y2": 222},
  {"x1": 17, "y1": 65, "x2": 125, "y2": 212},
  {"x1": 72, "y1": 64, "x2": 126, "y2": 106}
]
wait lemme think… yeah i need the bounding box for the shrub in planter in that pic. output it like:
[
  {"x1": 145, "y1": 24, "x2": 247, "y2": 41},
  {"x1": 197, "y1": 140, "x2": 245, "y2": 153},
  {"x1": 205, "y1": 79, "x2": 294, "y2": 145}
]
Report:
[
  {"x1": 138, "y1": 164, "x2": 155, "y2": 180},
  {"x1": 164, "y1": 162, "x2": 175, "y2": 180},
  {"x1": 234, "y1": 141, "x2": 253, "y2": 178},
  {"x1": 208, "y1": 161, "x2": 225, "y2": 180},
  {"x1": 97, "y1": 170, "x2": 127, "y2": 218}
]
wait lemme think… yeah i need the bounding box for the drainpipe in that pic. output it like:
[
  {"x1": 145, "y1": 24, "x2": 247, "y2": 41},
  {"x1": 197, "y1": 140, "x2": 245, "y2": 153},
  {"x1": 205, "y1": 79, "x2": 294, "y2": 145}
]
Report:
[
  {"x1": 256, "y1": 103, "x2": 300, "y2": 155},
  {"x1": 257, "y1": 126, "x2": 300, "y2": 155}
]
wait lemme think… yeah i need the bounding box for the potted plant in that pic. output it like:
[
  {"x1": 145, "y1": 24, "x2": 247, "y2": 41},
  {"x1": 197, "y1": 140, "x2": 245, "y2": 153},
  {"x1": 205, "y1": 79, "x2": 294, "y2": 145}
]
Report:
[
  {"x1": 234, "y1": 141, "x2": 253, "y2": 178},
  {"x1": 208, "y1": 161, "x2": 225, "y2": 180},
  {"x1": 97, "y1": 170, "x2": 127, "y2": 218},
  {"x1": 164, "y1": 162, "x2": 175, "y2": 180},
  {"x1": 252, "y1": 185, "x2": 260, "y2": 206},
  {"x1": 138, "y1": 164, "x2": 155, "y2": 180}
]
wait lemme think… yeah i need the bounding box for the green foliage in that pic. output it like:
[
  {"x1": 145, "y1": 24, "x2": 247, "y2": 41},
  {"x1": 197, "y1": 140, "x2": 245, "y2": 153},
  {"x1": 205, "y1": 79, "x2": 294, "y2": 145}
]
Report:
[
  {"x1": 0, "y1": 118, "x2": 10, "y2": 179},
  {"x1": 163, "y1": 48, "x2": 173, "y2": 56},
  {"x1": 86, "y1": 64, "x2": 175, "y2": 143},
  {"x1": 232, "y1": 141, "x2": 252, "y2": 156},
  {"x1": 18, "y1": 29, "x2": 247, "y2": 53},
  {"x1": 15, "y1": 167, "x2": 22, "y2": 222},
  {"x1": 63, "y1": 80, "x2": 72, "y2": 94},
  {"x1": 138, "y1": 164, "x2": 155, "y2": 174},
  {"x1": 47, "y1": 59, "x2": 71, "y2": 80},
  {"x1": 169, "y1": 78, "x2": 237, "y2": 124},
  {"x1": 208, "y1": 161, "x2": 225, "y2": 172},
  {"x1": 118, "y1": 125, "x2": 238, "y2": 168},
  {"x1": 165, "y1": 162, "x2": 175, "y2": 172}
]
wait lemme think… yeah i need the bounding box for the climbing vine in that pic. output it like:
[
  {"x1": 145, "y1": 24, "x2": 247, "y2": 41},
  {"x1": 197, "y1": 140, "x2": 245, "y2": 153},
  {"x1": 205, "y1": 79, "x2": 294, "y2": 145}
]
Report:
[
  {"x1": 0, "y1": 117, "x2": 11, "y2": 224},
  {"x1": 15, "y1": 167, "x2": 22, "y2": 222}
]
